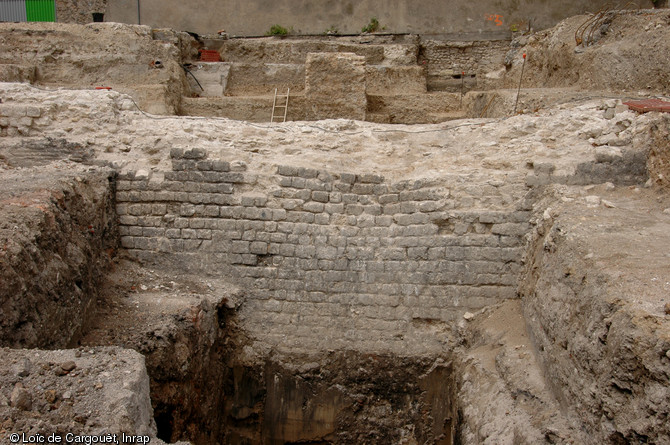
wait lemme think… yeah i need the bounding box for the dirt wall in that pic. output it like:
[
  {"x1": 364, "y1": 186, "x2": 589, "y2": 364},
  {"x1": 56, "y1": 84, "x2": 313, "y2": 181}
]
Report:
[
  {"x1": 519, "y1": 195, "x2": 670, "y2": 443},
  {"x1": 647, "y1": 114, "x2": 670, "y2": 189},
  {"x1": 504, "y1": 9, "x2": 670, "y2": 94},
  {"x1": 0, "y1": 167, "x2": 117, "y2": 349},
  {"x1": 0, "y1": 22, "x2": 194, "y2": 115}
]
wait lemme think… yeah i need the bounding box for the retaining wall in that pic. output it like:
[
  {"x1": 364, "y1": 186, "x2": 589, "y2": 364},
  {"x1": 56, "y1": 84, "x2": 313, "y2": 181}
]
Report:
[
  {"x1": 420, "y1": 39, "x2": 509, "y2": 91},
  {"x1": 116, "y1": 148, "x2": 531, "y2": 353}
]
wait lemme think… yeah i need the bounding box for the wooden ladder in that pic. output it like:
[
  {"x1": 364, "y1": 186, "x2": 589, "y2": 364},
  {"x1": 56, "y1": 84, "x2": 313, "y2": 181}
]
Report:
[{"x1": 271, "y1": 88, "x2": 290, "y2": 123}]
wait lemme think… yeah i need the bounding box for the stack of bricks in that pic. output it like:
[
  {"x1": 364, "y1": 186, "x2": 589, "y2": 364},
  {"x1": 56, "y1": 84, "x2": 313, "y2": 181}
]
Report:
[{"x1": 116, "y1": 147, "x2": 533, "y2": 353}]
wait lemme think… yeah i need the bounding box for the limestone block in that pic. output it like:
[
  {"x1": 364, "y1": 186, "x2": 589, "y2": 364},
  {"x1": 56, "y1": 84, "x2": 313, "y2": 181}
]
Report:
[
  {"x1": 312, "y1": 191, "x2": 329, "y2": 202},
  {"x1": 305, "y1": 53, "x2": 366, "y2": 121},
  {"x1": 277, "y1": 165, "x2": 299, "y2": 176}
]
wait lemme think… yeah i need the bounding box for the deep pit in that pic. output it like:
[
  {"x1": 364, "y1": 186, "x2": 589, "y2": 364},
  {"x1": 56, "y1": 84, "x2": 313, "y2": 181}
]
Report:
[
  {"x1": 1, "y1": 8, "x2": 670, "y2": 445},
  {"x1": 69, "y1": 167, "x2": 465, "y2": 445}
]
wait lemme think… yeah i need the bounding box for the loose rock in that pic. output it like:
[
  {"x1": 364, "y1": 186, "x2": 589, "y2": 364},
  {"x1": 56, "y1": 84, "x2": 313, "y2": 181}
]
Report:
[{"x1": 10, "y1": 384, "x2": 32, "y2": 411}]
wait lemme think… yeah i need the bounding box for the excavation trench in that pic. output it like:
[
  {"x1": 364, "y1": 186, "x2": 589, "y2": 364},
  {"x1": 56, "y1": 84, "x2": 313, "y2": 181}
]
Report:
[
  {"x1": 79, "y1": 256, "x2": 462, "y2": 445},
  {"x1": 0, "y1": 164, "x2": 462, "y2": 444},
  {"x1": 0, "y1": 143, "x2": 487, "y2": 444},
  {"x1": 7, "y1": 164, "x2": 467, "y2": 444},
  {"x1": 0, "y1": 143, "x2": 639, "y2": 444},
  {"x1": 146, "y1": 328, "x2": 460, "y2": 445},
  {"x1": 2, "y1": 14, "x2": 670, "y2": 441},
  {"x1": 3, "y1": 116, "x2": 666, "y2": 443}
]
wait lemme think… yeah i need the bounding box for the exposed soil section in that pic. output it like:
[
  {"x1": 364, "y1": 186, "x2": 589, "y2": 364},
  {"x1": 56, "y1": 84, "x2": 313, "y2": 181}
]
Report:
[
  {"x1": 0, "y1": 22, "x2": 195, "y2": 114},
  {"x1": 0, "y1": 163, "x2": 117, "y2": 348},
  {"x1": 520, "y1": 185, "x2": 670, "y2": 444},
  {"x1": 648, "y1": 114, "x2": 670, "y2": 189},
  {"x1": 455, "y1": 300, "x2": 588, "y2": 444},
  {"x1": 79, "y1": 259, "x2": 243, "y2": 444},
  {"x1": 78, "y1": 259, "x2": 459, "y2": 445},
  {"x1": 504, "y1": 10, "x2": 670, "y2": 93}
]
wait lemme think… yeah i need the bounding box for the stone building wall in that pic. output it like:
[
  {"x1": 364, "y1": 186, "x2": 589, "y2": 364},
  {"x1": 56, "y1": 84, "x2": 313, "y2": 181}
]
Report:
[
  {"x1": 116, "y1": 148, "x2": 532, "y2": 354},
  {"x1": 419, "y1": 39, "x2": 510, "y2": 91},
  {"x1": 420, "y1": 39, "x2": 510, "y2": 75}
]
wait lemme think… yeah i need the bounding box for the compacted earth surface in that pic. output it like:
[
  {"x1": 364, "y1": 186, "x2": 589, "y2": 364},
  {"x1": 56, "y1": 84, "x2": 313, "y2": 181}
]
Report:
[{"x1": 1, "y1": 9, "x2": 670, "y2": 445}]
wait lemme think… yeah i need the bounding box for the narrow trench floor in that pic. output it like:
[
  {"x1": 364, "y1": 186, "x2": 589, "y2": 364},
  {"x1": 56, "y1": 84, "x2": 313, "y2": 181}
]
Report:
[{"x1": 79, "y1": 255, "x2": 237, "y2": 350}]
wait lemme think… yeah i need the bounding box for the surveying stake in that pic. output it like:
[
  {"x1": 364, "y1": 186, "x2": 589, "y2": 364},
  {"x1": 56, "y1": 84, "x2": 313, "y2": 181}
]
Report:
[{"x1": 513, "y1": 53, "x2": 527, "y2": 114}]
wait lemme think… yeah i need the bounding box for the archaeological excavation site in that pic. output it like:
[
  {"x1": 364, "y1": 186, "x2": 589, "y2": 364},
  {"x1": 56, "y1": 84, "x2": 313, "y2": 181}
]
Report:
[{"x1": 1, "y1": 0, "x2": 670, "y2": 443}]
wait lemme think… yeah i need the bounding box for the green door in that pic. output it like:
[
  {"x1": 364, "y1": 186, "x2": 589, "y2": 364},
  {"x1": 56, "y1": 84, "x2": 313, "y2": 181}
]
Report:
[{"x1": 25, "y1": 0, "x2": 55, "y2": 22}]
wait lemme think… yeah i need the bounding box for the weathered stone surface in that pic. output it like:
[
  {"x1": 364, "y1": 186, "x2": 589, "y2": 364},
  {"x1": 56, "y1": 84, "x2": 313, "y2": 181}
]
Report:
[
  {"x1": 115, "y1": 156, "x2": 535, "y2": 357},
  {"x1": 305, "y1": 52, "x2": 367, "y2": 121},
  {"x1": 1, "y1": 347, "x2": 159, "y2": 439}
]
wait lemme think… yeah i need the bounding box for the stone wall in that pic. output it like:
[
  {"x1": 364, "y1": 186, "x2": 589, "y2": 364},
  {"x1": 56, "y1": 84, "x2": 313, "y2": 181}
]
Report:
[
  {"x1": 419, "y1": 39, "x2": 510, "y2": 91},
  {"x1": 0, "y1": 102, "x2": 46, "y2": 137},
  {"x1": 116, "y1": 148, "x2": 531, "y2": 354}
]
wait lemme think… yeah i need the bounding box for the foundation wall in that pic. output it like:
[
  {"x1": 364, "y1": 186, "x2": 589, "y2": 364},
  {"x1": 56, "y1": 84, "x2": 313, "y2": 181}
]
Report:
[
  {"x1": 116, "y1": 149, "x2": 531, "y2": 353},
  {"x1": 420, "y1": 39, "x2": 509, "y2": 73},
  {"x1": 420, "y1": 39, "x2": 509, "y2": 91}
]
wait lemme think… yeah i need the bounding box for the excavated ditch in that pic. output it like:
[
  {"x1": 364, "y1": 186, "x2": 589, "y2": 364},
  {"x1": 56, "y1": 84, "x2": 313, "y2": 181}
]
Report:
[
  {"x1": 3, "y1": 126, "x2": 669, "y2": 444},
  {"x1": 151, "y1": 345, "x2": 459, "y2": 445},
  {"x1": 78, "y1": 257, "x2": 462, "y2": 445},
  {"x1": 3, "y1": 164, "x2": 453, "y2": 445},
  {"x1": 0, "y1": 161, "x2": 463, "y2": 444}
]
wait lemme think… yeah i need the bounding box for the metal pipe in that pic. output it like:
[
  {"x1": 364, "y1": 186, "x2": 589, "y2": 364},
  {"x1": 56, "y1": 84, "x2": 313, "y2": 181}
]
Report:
[{"x1": 137, "y1": 0, "x2": 141, "y2": 25}]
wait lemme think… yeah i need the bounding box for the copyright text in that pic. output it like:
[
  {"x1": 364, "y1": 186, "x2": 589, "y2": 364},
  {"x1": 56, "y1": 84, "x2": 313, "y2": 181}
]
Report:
[{"x1": 8, "y1": 432, "x2": 151, "y2": 444}]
